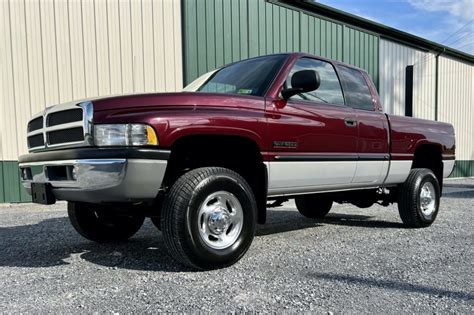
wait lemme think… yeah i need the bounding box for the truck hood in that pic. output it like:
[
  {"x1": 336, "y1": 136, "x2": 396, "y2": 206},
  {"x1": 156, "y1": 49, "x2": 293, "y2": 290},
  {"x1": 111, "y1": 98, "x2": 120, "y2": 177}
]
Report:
[{"x1": 89, "y1": 92, "x2": 261, "y2": 112}]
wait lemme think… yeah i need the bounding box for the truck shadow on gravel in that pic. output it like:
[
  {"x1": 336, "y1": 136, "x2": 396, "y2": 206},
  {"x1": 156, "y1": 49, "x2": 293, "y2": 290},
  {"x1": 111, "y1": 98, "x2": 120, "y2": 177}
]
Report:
[
  {"x1": 308, "y1": 272, "x2": 474, "y2": 302},
  {"x1": 257, "y1": 211, "x2": 404, "y2": 236},
  {"x1": 1, "y1": 210, "x2": 405, "y2": 271},
  {"x1": 0, "y1": 218, "x2": 188, "y2": 271},
  {"x1": 442, "y1": 190, "x2": 474, "y2": 198}
]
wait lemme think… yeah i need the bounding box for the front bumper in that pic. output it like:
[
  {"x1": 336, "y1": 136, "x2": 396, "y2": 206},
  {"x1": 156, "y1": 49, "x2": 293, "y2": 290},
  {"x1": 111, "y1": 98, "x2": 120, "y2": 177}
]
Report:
[{"x1": 18, "y1": 148, "x2": 170, "y2": 203}]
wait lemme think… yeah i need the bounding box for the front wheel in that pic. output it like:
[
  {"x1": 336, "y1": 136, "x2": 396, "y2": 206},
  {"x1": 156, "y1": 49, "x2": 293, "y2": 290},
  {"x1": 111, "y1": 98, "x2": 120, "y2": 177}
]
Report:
[
  {"x1": 161, "y1": 167, "x2": 257, "y2": 270},
  {"x1": 68, "y1": 202, "x2": 145, "y2": 242},
  {"x1": 397, "y1": 168, "x2": 440, "y2": 228}
]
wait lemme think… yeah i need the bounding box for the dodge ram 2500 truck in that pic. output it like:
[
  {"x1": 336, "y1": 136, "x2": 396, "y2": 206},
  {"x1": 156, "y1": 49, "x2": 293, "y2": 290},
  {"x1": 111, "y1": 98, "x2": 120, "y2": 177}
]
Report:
[{"x1": 19, "y1": 53, "x2": 455, "y2": 269}]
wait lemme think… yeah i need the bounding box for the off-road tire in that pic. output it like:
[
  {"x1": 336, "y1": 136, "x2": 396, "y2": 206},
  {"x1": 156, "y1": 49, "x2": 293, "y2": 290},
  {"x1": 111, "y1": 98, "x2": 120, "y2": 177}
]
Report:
[
  {"x1": 161, "y1": 167, "x2": 257, "y2": 270},
  {"x1": 68, "y1": 202, "x2": 145, "y2": 242},
  {"x1": 397, "y1": 168, "x2": 440, "y2": 228},
  {"x1": 295, "y1": 195, "x2": 333, "y2": 218}
]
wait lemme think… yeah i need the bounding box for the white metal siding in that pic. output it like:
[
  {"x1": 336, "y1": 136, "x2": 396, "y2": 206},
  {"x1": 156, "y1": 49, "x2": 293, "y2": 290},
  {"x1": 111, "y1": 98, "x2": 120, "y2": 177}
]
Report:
[
  {"x1": 380, "y1": 39, "x2": 473, "y2": 163},
  {"x1": 0, "y1": 0, "x2": 183, "y2": 160},
  {"x1": 437, "y1": 56, "x2": 473, "y2": 161},
  {"x1": 379, "y1": 39, "x2": 436, "y2": 119}
]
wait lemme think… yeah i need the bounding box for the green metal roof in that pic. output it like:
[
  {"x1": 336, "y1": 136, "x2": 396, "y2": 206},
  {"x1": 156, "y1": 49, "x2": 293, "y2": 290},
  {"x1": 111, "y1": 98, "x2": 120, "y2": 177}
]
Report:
[{"x1": 275, "y1": 0, "x2": 474, "y2": 64}]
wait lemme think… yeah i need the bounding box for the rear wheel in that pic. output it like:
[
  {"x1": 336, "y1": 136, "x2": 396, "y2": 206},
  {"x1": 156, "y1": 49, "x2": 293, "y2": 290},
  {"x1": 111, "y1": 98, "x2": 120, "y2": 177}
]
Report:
[
  {"x1": 295, "y1": 195, "x2": 333, "y2": 218},
  {"x1": 398, "y1": 168, "x2": 440, "y2": 228},
  {"x1": 161, "y1": 167, "x2": 257, "y2": 270},
  {"x1": 68, "y1": 202, "x2": 145, "y2": 242}
]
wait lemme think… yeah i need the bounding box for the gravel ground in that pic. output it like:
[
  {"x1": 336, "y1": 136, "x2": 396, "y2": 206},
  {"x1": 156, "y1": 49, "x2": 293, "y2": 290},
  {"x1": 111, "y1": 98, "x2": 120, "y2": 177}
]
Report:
[{"x1": 0, "y1": 178, "x2": 473, "y2": 313}]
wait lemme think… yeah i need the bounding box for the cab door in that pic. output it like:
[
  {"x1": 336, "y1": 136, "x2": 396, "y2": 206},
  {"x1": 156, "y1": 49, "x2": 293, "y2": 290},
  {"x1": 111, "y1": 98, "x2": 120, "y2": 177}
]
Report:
[
  {"x1": 336, "y1": 66, "x2": 389, "y2": 185},
  {"x1": 265, "y1": 57, "x2": 358, "y2": 196}
]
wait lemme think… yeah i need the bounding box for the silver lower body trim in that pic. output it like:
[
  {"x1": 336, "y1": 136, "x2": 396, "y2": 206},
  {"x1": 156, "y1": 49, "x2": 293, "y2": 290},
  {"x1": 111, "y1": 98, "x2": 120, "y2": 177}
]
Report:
[
  {"x1": 19, "y1": 158, "x2": 167, "y2": 203},
  {"x1": 443, "y1": 160, "x2": 455, "y2": 178},
  {"x1": 383, "y1": 160, "x2": 412, "y2": 185},
  {"x1": 265, "y1": 161, "x2": 390, "y2": 197}
]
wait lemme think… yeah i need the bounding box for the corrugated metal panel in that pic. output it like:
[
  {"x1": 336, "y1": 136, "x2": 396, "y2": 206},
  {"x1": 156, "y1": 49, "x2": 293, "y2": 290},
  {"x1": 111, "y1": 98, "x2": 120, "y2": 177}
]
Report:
[
  {"x1": 380, "y1": 40, "x2": 473, "y2": 175},
  {"x1": 450, "y1": 161, "x2": 474, "y2": 178},
  {"x1": 0, "y1": 0, "x2": 18, "y2": 163},
  {"x1": 0, "y1": 161, "x2": 30, "y2": 203},
  {"x1": 379, "y1": 39, "x2": 436, "y2": 119},
  {"x1": 343, "y1": 25, "x2": 378, "y2": 87},
  {"x1": 438, "y1": 56, "x2": 473, "y2": 162},
  {"x1": 2, "y1": 161, "x2": 21, "y2": 203},
  {"x1": 183, "y1": 0, "x2": 379, "y2": 85},
  {"x1": 0, "y1": 0, "x2": 183, "y2": 202},
  {"x1": 0, "y1": 0, "x2": 183, "y2": 162},
  {"x1": 0, "y1": 162, "x2": 4, "y2": 202}
]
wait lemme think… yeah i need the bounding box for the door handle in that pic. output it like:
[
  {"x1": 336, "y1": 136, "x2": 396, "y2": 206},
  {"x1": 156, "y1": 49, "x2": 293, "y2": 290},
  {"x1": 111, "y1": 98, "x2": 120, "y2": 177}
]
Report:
[{"x1": 344, "y1": 118, "x2": 357, "y2": 127}]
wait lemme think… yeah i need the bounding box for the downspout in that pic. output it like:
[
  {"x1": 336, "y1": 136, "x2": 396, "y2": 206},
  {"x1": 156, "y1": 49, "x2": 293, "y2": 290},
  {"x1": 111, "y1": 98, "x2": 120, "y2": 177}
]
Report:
[{"x1": 434, "y1": 47, "x2": 446, "y2": 121}]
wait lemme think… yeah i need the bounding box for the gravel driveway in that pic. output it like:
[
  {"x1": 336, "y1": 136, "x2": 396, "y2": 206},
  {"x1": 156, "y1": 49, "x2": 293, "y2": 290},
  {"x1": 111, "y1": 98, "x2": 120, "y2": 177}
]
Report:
[{"x1": 0, "y1": 179, "x2": 473, "y2": 313}]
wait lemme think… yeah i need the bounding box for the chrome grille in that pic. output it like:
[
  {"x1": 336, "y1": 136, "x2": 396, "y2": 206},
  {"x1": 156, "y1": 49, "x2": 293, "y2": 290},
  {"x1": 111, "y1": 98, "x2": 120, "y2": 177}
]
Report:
[
  {"x1": 28, "y1": 117, "x2": 43, "y2": 132},
  {"x1": 47, "y1": 127, "x2": 84, "y2": 145},
  {"x1": 47, "y1": 108, "x2": 83, "y2": 127},
  {"x1": 26, "y1": 101, "x2": 93, "y2": 152},
  {"x1": 27, "y1": 134, "x2": 44, "y2": 148}
]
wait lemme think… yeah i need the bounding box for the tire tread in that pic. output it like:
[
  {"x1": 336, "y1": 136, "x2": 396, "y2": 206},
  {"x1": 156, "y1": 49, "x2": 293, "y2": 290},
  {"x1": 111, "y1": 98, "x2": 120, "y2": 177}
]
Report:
[
  {"x1": 161, "y1": 167, "x2": 255, "y2": 269},
  {"x1": 398, "y1": 168, "x2": 440, "y2": 228}
]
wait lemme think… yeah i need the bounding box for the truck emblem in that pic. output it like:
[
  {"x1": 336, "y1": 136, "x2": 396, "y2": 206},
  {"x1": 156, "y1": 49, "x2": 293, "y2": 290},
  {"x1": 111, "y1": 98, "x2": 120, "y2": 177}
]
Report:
[{"x1": 273, "y1": 141, "x2": 298, "y2": 148}]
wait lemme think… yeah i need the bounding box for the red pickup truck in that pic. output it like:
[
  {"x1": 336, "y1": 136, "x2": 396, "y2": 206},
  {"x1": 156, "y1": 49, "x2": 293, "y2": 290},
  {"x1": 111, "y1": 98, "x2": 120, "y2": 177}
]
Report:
[{"x1": 19, "y1": 53, "x2": 455, "y2": 269}]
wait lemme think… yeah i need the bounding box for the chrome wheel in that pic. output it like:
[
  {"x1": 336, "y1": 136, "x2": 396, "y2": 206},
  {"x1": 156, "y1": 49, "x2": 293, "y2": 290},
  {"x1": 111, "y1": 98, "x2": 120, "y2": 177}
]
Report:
[
  {"x1": 197, "y1": 191, "x2": 244, "y2": 250},
  {"x1": 420, "y1": 182, "x2": 436, "y2": 216}
]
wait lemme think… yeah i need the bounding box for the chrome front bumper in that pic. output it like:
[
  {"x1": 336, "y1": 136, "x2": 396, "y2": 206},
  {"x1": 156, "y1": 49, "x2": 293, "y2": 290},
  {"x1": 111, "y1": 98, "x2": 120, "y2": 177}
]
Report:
[{"x1": 19, "y1": 158, "x2": 167, "y2": 203}]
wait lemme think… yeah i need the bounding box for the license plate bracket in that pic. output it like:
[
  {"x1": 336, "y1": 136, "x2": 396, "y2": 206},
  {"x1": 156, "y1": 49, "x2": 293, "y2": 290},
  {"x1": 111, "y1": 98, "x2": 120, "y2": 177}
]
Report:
[{"x1": 31, "y1": 183, "x2": 56, "y2": 205}]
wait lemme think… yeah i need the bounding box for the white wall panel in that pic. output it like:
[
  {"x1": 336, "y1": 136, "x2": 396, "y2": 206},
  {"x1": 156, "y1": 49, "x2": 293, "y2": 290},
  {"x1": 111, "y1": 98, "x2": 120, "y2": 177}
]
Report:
[
  {"x1": 381, "y1": 39, "x2": 473, "y2": 163},
  {"x1": 10, "y1": 0, "x2": 31, "y2": 158},
  {"x1": 0, "y1": 0, "x2": 183, "y2": 160},
  {"x1": 379, "y1": 39, "x2": 436, "y2": 120},
  {"x1": 69, "y1": 0, "x2": 87, "y2": 100},
  {"x1": 153, "y1": 0, "x2": 166, "y2": 91},
  {"x1": 0, "y1": 0, "x2": 16, "y2": 161},
  {"x1": 40, "y1": 0, "x2": 61, "y2": 106},
  {"x1": 107, "y1": 0, "x2": 123, "y2": 95},
  {"x1": 438, "y1": 56, "x2": 473, "y2": 161},
  {"x1": 55, "y1": 0, "x2": 74, "y2": 102},
  {"x1": 82, "y1": 0, "x2": 99, "y2": 97},
  {"x1": 95, "y1": 0, "x2": 111, "y2": 96}
]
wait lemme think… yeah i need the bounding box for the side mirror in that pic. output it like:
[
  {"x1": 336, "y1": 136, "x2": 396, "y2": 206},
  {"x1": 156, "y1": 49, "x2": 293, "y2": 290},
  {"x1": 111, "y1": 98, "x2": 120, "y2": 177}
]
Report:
[{"x1": 281, "y1": 70, "x2": 321, "y2": 100}]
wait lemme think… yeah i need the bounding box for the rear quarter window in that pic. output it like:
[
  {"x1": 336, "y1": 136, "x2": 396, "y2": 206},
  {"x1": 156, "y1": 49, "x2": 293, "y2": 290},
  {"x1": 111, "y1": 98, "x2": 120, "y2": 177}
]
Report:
[{"x1": 337, "y1": 66, "x2": 374, "y2": 111}]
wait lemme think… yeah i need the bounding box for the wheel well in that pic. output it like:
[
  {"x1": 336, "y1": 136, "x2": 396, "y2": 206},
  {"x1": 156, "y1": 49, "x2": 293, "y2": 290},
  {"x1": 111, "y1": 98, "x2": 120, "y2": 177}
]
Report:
[
  {"x1": 162, "y1": 135, "x2": 268, "y2": 224},
  {"x1": 412, "y1": 144, "x2": 443, "y2": 189}
]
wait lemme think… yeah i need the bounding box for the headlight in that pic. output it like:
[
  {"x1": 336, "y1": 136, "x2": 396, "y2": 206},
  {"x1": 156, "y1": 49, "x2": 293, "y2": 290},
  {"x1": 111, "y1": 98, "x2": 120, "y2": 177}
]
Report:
[{"x1": 94, "y1": 124, "x2": 158, "y2": 146}]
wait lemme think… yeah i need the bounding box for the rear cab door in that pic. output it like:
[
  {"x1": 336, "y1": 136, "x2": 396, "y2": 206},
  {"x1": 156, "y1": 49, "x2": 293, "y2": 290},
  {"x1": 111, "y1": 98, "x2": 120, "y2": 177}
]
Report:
[{"x1": 335, "y1": 65, "x2": 390, "y2": 185}]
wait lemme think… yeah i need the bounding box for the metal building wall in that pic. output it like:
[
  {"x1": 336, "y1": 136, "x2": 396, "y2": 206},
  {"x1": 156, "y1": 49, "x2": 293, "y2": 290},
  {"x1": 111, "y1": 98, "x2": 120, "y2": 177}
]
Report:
[
  {"x1": 437, "y1": 56, "x2": 474, "y2": 177},
  {"x1": 379, "y1": 39, "x2": 473, "y2": 177},
  {"x1": 379, "y1": 39, "x2": 436, "y2": 119},
  {"x1": 0, "y1": 0, "x2": 183, "y2": 202},
  {"x1": 182, "y1": 0, "x2": 379, "y2": 86}
]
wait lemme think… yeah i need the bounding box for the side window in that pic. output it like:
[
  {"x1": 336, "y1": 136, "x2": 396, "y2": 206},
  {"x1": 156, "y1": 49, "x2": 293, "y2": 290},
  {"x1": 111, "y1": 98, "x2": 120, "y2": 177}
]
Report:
[
  {"x1": 286, "y1": 58, "x2": 345, "y2": 106},
  {"x1": 337, "y1": 66, "x2": 374, "y2": 111}
]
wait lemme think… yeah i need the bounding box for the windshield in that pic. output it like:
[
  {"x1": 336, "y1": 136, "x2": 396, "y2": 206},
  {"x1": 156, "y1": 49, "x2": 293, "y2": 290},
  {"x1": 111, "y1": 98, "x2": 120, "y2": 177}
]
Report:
[{"x1": 183, "y1": 55, "x2": 288, "y2": 97}]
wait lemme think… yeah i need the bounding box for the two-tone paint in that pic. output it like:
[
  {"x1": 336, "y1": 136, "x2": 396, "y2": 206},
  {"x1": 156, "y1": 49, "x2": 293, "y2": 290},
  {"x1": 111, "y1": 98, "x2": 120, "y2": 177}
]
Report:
[{"x1": 87, "y1": 53, "x2": 455, "y2": 197}]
